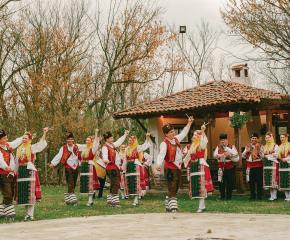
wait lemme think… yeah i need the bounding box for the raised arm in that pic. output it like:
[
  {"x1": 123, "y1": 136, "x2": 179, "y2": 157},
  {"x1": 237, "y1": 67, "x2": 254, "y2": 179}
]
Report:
[
  {"x1": 114, "y1": 130, "x2": 129, "y2": 148},
  {"x1": 31, "y1": 128, "x2": 49, "y2": 154},
  {"x1": 175, "y1": 117, "x2": 194, "y2": 142},
  {"x1": 137, "y1": 134, "x2": 151, "y2": 152},
  {"x1": 8, "y1": 137, "x2": 22, "y2": 149}
]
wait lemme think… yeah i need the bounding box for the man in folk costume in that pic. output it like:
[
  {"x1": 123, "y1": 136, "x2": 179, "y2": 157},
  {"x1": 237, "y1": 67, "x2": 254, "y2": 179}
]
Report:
[
  {"x1": 278, "y1": 132, "x2": 290, "y2": 201},
  {"x1": 122, "y1": 134, "x2": 150, "y2": 205},
  {"x1": 183, "y1": 124, "x2": 214, "y2": 213},
  {"x1": 213, "y1": 134, "x2": 239, "y2": 200},
  {"x1": 119, "y1": 144, "x2": 128, "y2": 199},
  {"x1": 15, "y1": 128, "x2": 49, "y2": 220},
  {"x1": 79, "y1": 129, "x2": 101, "y2": 206},
  {"x1": 242, "y1": 132, "x2": 264, "y2": 200},
  {"x1": 94, "y1": 144, "x2": 106, "y2": 199},
  {"x1": 50, "y1": 132, "x2": 82, "y2": 206},
  {"x1": 263, "y1": 132, "x2": 279, "y2": 201},
  {"x1": 141, "y1": 152, "x2": 153, "y2": 195},
  {"x1": 156, "y1": 117, "x2": 194, "y2": 212},
  {"x1": 0, "y1": 130, "x2": 23, "y2": 220},
  {"x1": 102, "y1": 130, "x2": 129, "y2": 207}
]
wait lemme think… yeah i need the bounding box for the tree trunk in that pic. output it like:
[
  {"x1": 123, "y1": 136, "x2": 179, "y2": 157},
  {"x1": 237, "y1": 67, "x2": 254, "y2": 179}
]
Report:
[{"x1": 234, "y1": 127, "x2": 244, "y2": 194}]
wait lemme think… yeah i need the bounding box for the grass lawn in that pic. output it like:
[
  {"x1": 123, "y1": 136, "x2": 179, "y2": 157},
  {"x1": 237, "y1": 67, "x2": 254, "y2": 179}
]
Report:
[{"x1": 1, "y1": 186, "x2": 290, "y2": 223}]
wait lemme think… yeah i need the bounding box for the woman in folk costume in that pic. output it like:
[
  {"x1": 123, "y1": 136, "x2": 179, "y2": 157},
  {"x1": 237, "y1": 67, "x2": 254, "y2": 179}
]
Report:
[
  {"x1": 278, "y1": 132, "x2": 290, "y2": 201},
  {"x1": 119, "y1": 144, "x2": 128, "y2": 199},
  {"x1": 263, "y1": 132, "x2": 279, "y2": 201},
  {"x1": 15, "y1": 127, "x2": 49, "y2": 220},
  {"x1": 0, "y1": 129, "x2": 23, "y2": 220},
  {"x1": 183, "y1": 124, "x2": 213, "y2": 213},
  {"x1": 79, "y1": 130, "x2": 101, "y2": 206},
  {"x1": 139, "y1": 152, "x2": 153, "y2": 197},
  {"x1": 122, "y1": 133, "x2": 150, "y2": 206},
  {"x1": 94, "y1": 144, "x2": 106, "y2": 199}
]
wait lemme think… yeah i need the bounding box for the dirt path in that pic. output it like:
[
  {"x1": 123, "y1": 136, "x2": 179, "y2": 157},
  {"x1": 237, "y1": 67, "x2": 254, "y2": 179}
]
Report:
[{"x1": 1, "y1": 213, "x2": 289, "y2": 240}]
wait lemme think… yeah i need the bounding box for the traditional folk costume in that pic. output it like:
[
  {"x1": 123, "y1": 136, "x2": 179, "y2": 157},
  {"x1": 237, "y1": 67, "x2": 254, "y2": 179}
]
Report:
[
  {"x1": 122, "y1": 138, "x2": 150, "y2": 205},
  {"x1": 102, "y1": 131, "x2": 126, "y2": 207},
  {"x1": 51, "y1": 132, "x2": 83, "y2": 206},
  {"x1": 15, "y1": 134, "x2": 47, "y2": 220},
  {"x1": 263, "y1": 132, "x2": 279, "y2": 201},
  {"x1": 0, "y1": 130, "x2": 22, "y2": 220},
  {"x1": 156, "y1": 124, "x2": 190, "y2": 212},
  {"x1": 119, "y1": 147, "x2": 127, "y2": 199},
  {"x1": 141, "y1": 152, "x2": 153, "y2": 192},
  {"x1": 213, "y1": 134, "x2": 239, "y2": 200},
  {"x1": 79, "y1": 138, "x2": 100, "y2": 206},
  {"x1": 278, "y1": 133, "x2": 290, "y2": 201},
  {"x1": 242, "y1": 133, "x2": 264, "y2": 200},
  {"x1": 94, "y1": 150, "x2": 107, "y2": 198},
  {"x1": 183, "y1": 132, "x2": 213, "y2": 213}
]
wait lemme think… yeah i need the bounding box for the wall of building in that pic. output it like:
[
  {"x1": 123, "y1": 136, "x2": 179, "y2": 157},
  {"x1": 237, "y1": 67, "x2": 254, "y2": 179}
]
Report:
[{"x1": 148, "y1": 114, "x2": 275, "y2": 175}]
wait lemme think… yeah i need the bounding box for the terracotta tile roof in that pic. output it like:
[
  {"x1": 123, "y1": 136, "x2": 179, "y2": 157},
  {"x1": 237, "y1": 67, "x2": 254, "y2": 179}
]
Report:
[
  {"x1": 114, "y1": 80, "x2": 290, "y2": 119},
  {"x1": 231, "y1": 63, "x2": 248, "y2": 70}
]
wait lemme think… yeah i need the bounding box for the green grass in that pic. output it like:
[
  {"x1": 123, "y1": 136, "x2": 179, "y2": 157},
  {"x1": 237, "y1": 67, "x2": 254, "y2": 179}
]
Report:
[{"x1": 1, "y1": 186, "x2": 290, "y2": 223}]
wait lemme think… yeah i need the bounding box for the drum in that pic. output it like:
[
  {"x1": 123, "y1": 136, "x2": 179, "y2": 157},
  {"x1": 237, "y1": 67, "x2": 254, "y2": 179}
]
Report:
[{"x1": 95, "y1": 163, "x2": 106, "y2": 178}]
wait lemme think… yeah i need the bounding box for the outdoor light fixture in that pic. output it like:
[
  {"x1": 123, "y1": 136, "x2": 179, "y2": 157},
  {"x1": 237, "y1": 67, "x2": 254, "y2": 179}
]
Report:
[{"x1": 179, "y1": 26, "x2": 186, "y2": 33}]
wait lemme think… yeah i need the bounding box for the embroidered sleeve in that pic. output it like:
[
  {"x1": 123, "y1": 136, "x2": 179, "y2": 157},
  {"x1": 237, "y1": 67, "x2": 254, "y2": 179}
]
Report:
[
  {"x1": 183, "y1": 146, "x2": 188, "y2": 155},
  {"x1": 143, "y1": 152, "x2": 152, "y2": 166},
  {"x1": 114, "y1": 136, "x2": 126, "y2": 148},
  {"x1": 213, "y1": 146, "x2": 219, "y2": 159},
  {"x1": 156, "y1": 142, "x2": 167, "y2": 166},
  {"x1": 76, "y1": 144, "x2": 86, "y2": 152},
  {"x1": 31, "y1": 140, "x2": 47, "y2": 154},
  {"x1": 102, "y1": 146, "x2": 109, "y2": 161},
  {"x1": 137, "y1": 140, "x2": 150, "y2": 153},
  {"x1": 51, "y1": 147, "x2": 64, "y2": 166},
  {"x1": 242, "y1": 146, "x2": 248, "y2": 158},
  {"x1": 0, "y1": 152, "x2": 8, "y2": 170},
  {"x1": 199, "y1": 135, "x2": 208, "y2": 150},
  {"x1": 91, "y1": 139, "x2": 99, "y2": 155},
  {"x1": 259, "y1": 145, "x2": 265, "y2": 158}
]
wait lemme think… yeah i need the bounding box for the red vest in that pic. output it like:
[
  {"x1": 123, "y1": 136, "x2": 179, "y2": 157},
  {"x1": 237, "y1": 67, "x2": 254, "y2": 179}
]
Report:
[
  {"x1": 0, "y1": 144, "x2": 12, "y2": 175},
  {"x1": 187, "y1": 145, "x2": 206, "y2": 167},
  {"x1": 164, "y1": 138, "x2": 181, "y2": 163},
  {"x1": 60, "y1": 145, "x2": 81, "y2": 164},
  {"x1": 217, "y1": 144, "x2": 234, "y2": 170},
  {"x1": 105, "y1": 144, "x2": 119, "y2": 170},
  {"x1": 246, "y1": 143, "x2": 263, "y2": 168},
  {"x1": 81, "y1": 148, "x2": 94, "y2": 161},
  {"x1": 126, "y1": 148, "x2": 139, "y2": 161}
]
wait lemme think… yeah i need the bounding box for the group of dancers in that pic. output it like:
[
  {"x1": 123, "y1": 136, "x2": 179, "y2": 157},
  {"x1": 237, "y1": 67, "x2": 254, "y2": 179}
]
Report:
[{"x1": 0, "y1": 116, "x2": 290, "y2": 219}]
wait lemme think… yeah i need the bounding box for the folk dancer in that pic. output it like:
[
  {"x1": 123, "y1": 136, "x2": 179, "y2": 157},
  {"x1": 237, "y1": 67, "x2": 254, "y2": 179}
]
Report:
[
  {"x1": 79, "y1": 129, "x2": 101, "y2": 206},
  {"x1": 93, "y1": 144, "x2": 107, "y2": 199},
  {"x1": 119, "y1": 144, "x2": 127, "y2": 199},
  {"x1": 156, "y1": 117, "x2": 194, "y2": 212},
  {"x1": 140, "y1": 152, "x2": 153, "y2": 196},
  {"x1": 183, "y1": 124, "x2": 214, "y2": 213},
  {"x1": 263, "y1": 132, "x2": 279, "y2": 201},
  {"x1": 49, "y1": 132, "x2": 82, "y2": 206},
  {"x1": 213, "y1": 134, "x2": 239, "y2": 200},
  {"x1": 122, "y1": 134, "x2": 150, "y2": 205},
  {"x1": 242, "y1": 133, "x2": 264, "y2": 200},
  {"x1": 0, "y1": 130, "x2": 22, "y2": 220},
  {"x1": 102, "y1": 130, "x2": 129, "y2": 207},
  {"x1": 278, "y1": 132, "x2": 290, "y2": 201},
  {"x1": 15, "y1": 128, "x2": 49, "y2": 220}
]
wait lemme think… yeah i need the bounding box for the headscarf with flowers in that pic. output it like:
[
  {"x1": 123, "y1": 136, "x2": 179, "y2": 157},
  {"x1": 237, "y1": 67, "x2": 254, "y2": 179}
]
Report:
[
  {"x1": 189, "y1": 130, "x2": 208, "y2": 160},
  {"x1": 264, "y1": 132, "x2": 275, "y2": 154},
  {"x1": 125, "y1": 136, "x2": 144, "y2": 163},
  {"x1": 16, "y1": 133, "x2": 33, "y2": 162},
  {"x1": 82, "y1": 137, "x2": 94, "y2": 159},
  {"x1": 279, "y1": 132, "x2": 290, "y2": 160}
]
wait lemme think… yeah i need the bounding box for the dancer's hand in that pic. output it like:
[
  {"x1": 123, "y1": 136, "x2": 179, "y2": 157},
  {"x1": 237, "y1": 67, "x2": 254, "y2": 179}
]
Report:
[
  {"x1": 6, "y1": 166, "x2": 13, "y2": 173},
  {"x1": 156, "y1": 164, "x2": 162, "y2": 171},
  {"x1": 104, "y1": 160, "x2": 109, "y2": 164},
  {"x1": 49, "y1": 164, "x2": 54, "y2": 169}
]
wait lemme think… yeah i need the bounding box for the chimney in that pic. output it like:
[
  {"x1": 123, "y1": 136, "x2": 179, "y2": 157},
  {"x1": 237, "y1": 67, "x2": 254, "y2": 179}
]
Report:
[{"x1": 231, "y1": 63, "x2": 250, "y2": 86}]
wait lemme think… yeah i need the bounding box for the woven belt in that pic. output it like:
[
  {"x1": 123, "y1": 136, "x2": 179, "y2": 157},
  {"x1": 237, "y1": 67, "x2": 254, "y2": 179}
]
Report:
[
  {"x1": 279, "y1": 168, "x2": 290, "y2": 172},
  {"x1": 80, "y1": 173, "x2": 93, "y2": 176},
  {"x1": 190, "y1": 172, "x2": 205, "y2": 176},
  {"x1": 264, "y1": 166, "x2": 276, "y2": 170},
  {"x1": 125, "y1": 173, "x2": 140, "y2": 177}
]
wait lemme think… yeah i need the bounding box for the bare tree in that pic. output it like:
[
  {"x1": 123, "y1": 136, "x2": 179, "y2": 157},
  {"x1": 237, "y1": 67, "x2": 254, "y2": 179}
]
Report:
[{"x1": 175, "y1": 19, "x2": 220, "y2": 86}]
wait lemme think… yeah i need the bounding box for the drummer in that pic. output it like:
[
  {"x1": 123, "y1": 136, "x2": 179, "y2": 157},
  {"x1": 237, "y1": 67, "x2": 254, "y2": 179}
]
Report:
[{"x1": 94, "y1": 143, "x2": 107, "y2": 199}]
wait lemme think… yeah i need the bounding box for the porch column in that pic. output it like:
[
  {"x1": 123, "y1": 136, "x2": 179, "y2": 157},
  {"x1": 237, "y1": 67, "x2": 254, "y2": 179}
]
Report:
[
  {"x1": 266, "y1": 110, "x2": 272, "y2": 132},
  {"x1": 234, "y1": 127, "x2": 244, "y2": 194}
]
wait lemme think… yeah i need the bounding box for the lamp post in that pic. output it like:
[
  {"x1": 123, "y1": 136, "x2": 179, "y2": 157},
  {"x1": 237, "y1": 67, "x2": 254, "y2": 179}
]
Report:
[{"x1": 180, "y1": 26, "x2": 186, "y2": 90}]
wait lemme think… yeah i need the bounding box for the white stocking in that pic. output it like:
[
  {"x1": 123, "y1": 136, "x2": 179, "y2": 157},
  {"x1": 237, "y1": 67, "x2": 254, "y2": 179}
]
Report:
[
  {"x1": 270, "y1": 189, "x2": 273, "y2": 198},
  {"x1": 120, "y1": 189, "x2": 125, "y2": 198},
  {"x1": 273, "y1": 189, "x2": 277, "y2": 199},
  {"x1": 88, "y1": 194, "x2": 93, "y2": 204},
  {"x1": 134, "y1": 196, "x2": 138, "y2": 204},
  {"x1": 28, "y1": 205, "x2": 35, "y2": 217},
  {"x1": 199, "y1": 198, "x2": 205, "y2": 209},
  {"x1": 285, "y1": 191, "x2": 289, "y2": 198},
  {"x1": 25, "y1": 205, "x2": 29, "y2": 215}
]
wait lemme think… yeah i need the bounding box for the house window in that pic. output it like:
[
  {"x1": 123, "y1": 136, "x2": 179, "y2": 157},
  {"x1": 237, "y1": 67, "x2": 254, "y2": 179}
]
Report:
[
  {"x1": 235, "y1": 70, "x2": 240, "y2": 77},
  {"x1": 245, "y1": 69, "x2": 248, "y2": 77}
]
